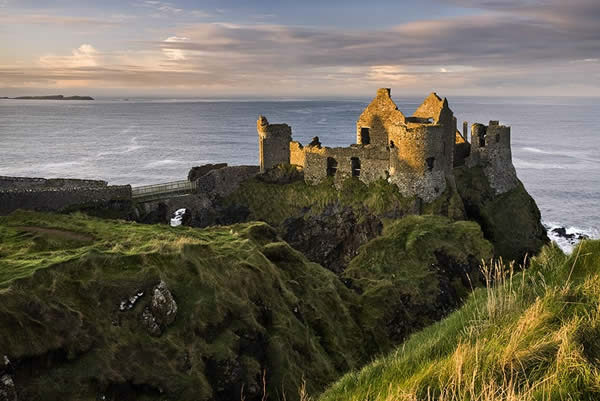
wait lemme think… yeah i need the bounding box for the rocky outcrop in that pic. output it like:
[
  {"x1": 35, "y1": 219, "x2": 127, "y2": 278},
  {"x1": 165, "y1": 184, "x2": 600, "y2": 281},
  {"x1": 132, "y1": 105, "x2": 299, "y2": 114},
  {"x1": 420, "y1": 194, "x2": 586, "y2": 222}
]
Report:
[
  {"x1": 282, "y1": 205, "x2": 383, "y2": 273},
  {"x1": 141, "y1": 281, "x2": 178, "y2": 336},
  {"x1": 0, "y1": 356, "x2": 16, "y2": 401},
  {"x1": 454, "y1": 166, "x2": 548, "y2": 262},
  {"x1": 188, "y1": 163, "x2": 228, "y2": 182}
]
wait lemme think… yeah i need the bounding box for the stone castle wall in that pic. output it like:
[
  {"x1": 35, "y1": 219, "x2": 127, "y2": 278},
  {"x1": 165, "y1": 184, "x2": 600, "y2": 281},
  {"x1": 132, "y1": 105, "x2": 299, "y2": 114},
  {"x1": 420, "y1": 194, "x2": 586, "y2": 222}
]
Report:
[
  {"x1": 356, "y1": 88, "x2": 405, "y2": 146},
  {"x1": 258, "y1": 116, "x2": 292, "y2": 172},
  {"x1": 468, "y1": 121, "x2": 518, "y2": 194},
  {"x1": 302, "y1": 144, "x2": 389, "y2": 186},
  {"x1": 0, "y1": 176, "x2": 107, "y2": 191},
  {"x1": 0, "y1": 184, "x2": 132, "y2": 216},
  {"x1": 258, "y1": 89, "x2": 517, "y2": 203},
  {"x1": 389, "y1": 125, "x2": 447, "y2": 202}
]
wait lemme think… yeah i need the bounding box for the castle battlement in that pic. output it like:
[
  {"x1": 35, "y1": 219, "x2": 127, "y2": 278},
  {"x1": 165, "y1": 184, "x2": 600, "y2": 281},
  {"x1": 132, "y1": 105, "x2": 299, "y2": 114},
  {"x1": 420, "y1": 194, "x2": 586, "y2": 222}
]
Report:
[{"x1": 258, "y1": 89, "x2": 518, "y2": 201}]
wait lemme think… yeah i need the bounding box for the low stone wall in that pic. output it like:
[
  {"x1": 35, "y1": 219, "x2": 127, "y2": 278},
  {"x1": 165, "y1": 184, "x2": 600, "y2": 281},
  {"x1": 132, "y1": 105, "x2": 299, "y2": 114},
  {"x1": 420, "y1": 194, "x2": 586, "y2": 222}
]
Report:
[
  {"x1": 195, "y1": 166, "x2": 260, "y2": 198},
  {"x1": 0, "y1": 185, "x2": 132, "y2": 216},
  {"x1": 0, "y1": 176, "x2": 107, "y2": 191}
]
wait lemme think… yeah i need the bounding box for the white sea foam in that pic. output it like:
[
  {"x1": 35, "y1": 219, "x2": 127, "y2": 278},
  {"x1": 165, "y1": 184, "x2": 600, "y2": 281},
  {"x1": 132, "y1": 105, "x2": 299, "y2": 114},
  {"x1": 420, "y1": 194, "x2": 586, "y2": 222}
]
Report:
[{"x1": 544, "y1": 221, "x2": 599, "y2": 253}]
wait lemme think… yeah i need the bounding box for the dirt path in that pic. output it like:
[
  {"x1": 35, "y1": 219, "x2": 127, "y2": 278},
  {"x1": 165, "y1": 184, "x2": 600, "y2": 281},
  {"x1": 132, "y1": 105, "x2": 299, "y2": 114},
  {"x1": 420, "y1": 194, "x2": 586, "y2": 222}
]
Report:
[{"x1": 16, "y1": 226, "x2": 95, "y2": 242}]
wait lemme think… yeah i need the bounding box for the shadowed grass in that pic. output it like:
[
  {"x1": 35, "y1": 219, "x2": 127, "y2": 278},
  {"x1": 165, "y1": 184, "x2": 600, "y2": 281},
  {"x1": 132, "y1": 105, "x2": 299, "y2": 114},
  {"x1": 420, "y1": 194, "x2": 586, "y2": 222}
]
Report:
[{"x1": 319, "y1": 240, "x2": 600, "y2": 401}]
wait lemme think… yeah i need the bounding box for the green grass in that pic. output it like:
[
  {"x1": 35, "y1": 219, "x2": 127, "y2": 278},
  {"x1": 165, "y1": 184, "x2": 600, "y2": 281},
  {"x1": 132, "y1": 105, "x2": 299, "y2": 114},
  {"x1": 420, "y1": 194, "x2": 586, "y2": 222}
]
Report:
[
  {"x1": 0, "y1": 211, "x2": 494, "y2": 401},
  {"x1": 319, "y1": 240, "x2": 600, "y2": 401},
  {"x1": 343, "y1": 215, "x2": 493, "y2": 353},
  {"x1": 0, "y1": 211, "x2": 366, "y2": 400},
  {"x1": 224, "y1": 176, "x2": 465, "y2": 228}
]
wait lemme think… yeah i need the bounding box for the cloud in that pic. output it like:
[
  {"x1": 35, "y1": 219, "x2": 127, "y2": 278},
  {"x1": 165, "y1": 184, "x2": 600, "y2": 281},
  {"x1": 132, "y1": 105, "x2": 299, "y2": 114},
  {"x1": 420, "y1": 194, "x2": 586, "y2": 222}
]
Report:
[
  {"x1": 0, "y1": 13, "x2": 131, "y2": 26},
  {"x1": 2, "y1": 0, "x2": 600, "y2": 95},
  {"x1": 39, "y1": 44, "x2": 100, "y2": 68},
  {"x1": 162, "y1": 36, "x2": 190, "y2": 60}
]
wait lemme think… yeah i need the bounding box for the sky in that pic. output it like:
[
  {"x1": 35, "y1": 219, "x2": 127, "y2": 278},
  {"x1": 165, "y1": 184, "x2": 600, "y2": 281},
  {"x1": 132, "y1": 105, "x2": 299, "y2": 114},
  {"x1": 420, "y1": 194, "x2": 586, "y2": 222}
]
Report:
[{"x1": 0, "y1": 0, "x2": 599, "y2": 97}]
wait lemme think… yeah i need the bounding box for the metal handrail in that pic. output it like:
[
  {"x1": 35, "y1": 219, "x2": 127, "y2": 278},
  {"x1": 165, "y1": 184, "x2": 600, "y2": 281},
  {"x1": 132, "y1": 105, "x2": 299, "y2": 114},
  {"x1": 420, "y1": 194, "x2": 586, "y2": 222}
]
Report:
[{"x1": 131, "y1": 180, "x2": 196, "y2": 198}]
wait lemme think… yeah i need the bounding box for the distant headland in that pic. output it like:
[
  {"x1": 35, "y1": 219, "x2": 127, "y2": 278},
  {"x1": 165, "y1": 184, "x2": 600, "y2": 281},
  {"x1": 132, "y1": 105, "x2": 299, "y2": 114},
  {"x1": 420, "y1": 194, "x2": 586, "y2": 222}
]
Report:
[{"x1": 0, "y1": 95, "x2": 94, "y2": 100}]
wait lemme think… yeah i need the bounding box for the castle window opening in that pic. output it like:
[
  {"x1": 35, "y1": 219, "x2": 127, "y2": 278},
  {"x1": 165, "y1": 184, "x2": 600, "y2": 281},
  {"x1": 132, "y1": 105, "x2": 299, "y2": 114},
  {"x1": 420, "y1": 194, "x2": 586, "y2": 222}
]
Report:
[
  {"x1": 479, "y1": 135, "x2": 486, "y2": 147},
  {"x1": 360, "y1": 127, "x2": 371, "y2": 145},
  {"x1": 327, "y1": 157, "x2": 338, "y2": 177},
  {"x1": 426, "y1": 157, "x2": 435, "y2": 171},
  {"x1": 351, "y1": 157, "x2": 361, "y2": 177},
  {"x1": 496, "y1": 134, "x2": 500, "y2": 143},
  {"x1": 390, "y1": 140, "x2": 395, "y2": 148}
]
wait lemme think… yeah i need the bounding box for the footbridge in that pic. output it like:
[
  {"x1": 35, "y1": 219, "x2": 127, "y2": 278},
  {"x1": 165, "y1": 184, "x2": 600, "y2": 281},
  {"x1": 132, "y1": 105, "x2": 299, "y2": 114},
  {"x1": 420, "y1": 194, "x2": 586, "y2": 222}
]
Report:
[{"x1": 132, "y1": 180, "x2": 197, "y2": 202}]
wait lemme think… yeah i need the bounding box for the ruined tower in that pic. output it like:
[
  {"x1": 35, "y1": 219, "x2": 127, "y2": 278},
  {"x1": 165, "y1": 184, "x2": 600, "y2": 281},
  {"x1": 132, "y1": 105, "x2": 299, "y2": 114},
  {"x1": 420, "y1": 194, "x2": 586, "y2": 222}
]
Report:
[
  {"x1": 356, "y1": 88, "x2": 405, "y2": 146},
  {"x1": 257, "y1": 115, "x2": 292, "y2": 173},
  {"x1": 412, "y1": 93, "x2": 456, "y2": 172},
  {"x1": 468, "y1": 121, "x2": 518, "y2": 194}
]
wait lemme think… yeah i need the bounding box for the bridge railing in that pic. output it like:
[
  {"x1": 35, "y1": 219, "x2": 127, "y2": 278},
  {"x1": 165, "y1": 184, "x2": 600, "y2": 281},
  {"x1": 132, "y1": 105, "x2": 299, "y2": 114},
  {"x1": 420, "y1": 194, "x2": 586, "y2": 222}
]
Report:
[{"x1": 132, "y1": 180, "x2": 196, "y2": 199}]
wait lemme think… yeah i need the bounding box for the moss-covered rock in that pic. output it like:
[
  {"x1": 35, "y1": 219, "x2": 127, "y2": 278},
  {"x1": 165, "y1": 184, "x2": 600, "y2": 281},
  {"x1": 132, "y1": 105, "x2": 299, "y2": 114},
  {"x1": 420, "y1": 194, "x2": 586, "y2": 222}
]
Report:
[
  {"x1": 343, "y1": 215, "x2": 493, "y2": 352},
  {"x1": 454, "y1": 166, "x2": 549, "y2": 262}
]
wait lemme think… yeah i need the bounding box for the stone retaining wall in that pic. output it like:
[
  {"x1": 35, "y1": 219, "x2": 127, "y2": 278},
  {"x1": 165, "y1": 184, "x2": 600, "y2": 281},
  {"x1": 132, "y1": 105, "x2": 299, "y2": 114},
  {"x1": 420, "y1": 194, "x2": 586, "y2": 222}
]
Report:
[{"x1": 0, "y1": 185, "x2": 132, "y2": 216}]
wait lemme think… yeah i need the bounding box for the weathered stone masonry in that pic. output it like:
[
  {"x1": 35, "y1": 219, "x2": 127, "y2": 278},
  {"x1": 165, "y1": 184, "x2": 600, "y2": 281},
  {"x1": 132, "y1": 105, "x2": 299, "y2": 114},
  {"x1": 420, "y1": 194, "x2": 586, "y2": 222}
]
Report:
[
  {"x1": 0, "y1": 177, "x2": 131, "y2": 216},
  {"x1": 259, "y1": 88, "x2": 518, "y2": 202}
]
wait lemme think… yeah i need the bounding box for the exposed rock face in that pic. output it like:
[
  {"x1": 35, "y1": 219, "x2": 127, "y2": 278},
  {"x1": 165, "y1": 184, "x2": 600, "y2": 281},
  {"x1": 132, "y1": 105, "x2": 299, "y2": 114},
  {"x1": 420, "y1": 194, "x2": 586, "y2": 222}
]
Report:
[
  {"x1": 282, "y1": 204, "x2": 383, "y2": 273},
  {"x1": 141, "y1": 281, "x2": 177, "y2": 336},
  {"x1": 188, "y1": 163, "x2": 228, "y2": 182},
  {"x1": 455, "y1": 166, "x2": 548, "y2": 262},
  {"x1": 151, "y1": 281, "x2": 178, "y2": 326},
  {"x1": 0, "y1": 374, "x2": 17, "y2": 401},
  {"x1": 0, "y1": 356, "x2": 16, "y2": 401}
]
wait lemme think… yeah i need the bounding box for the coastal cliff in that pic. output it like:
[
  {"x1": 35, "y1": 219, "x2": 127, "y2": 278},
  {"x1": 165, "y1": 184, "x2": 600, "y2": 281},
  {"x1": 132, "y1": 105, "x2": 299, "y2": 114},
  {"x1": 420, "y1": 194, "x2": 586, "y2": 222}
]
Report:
[{"x1": 0, "y1": 211, "x2": 492, "y2": 401}]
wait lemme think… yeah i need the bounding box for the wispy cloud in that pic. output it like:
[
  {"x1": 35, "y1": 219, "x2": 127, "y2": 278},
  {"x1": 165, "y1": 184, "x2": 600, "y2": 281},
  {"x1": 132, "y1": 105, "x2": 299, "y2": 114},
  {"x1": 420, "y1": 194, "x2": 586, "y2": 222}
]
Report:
[{"x1": 2, "y1": 0, "x2": 599, "y2": 95}]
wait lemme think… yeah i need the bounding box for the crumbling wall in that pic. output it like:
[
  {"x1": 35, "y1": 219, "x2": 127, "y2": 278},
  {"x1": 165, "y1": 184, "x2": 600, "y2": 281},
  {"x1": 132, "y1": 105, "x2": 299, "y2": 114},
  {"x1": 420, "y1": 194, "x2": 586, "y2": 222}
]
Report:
[
  {"x1": 290, "y1": 141, "x2": 306, "y2": 168},
  {"x1": 0, "y1": 176, "x2": 107, "y2": 191},
  {"x1": 389, "y1": 125, "x2": 447, "y2": 202},
  {"x1": 467, "y1": 121, "x2": 518, "y2": 194},
  {"x1": 0, "y1": 185, "x2": 132, "y2": 216},
  {"x1": 303, "y1": 145, "x2": 389, "y2": 187},
  {"x1": 356, "y1": 88, "x2": 405, "y2": 146},
  {"x1": 454, "y1": 131, "x2": 470, "y2": 167},
  {"x1": 195, "y1": 166, "x2": 260, "y2": 198},
  {"x1": 257, "y1": 116, "x2": 292, "y2": 172},
  {"x1": 413, "y1": 93, "x2": 456, "y2": 172}
]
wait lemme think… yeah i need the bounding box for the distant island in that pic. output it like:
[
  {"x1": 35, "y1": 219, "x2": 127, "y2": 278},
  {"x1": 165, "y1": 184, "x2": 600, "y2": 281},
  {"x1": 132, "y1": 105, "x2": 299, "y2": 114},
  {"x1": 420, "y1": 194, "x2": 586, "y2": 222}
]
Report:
[{"x1": 1, "y1": 95, "x2": 94, "y2": 100}]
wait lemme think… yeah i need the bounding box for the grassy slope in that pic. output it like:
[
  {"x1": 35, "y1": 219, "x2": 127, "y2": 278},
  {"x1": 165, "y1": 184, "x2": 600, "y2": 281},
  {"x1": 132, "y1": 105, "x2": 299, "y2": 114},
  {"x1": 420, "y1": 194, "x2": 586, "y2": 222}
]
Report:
[
  {"x1": 319, "y1": 240, "x2": 600, "y2": 401},
  {"x1": 0, "y1": 211, "x2": 365, "y2": 400},
  {"x1": 0, "y1": 211, "x2": 493, "y2": 401},
  {"x1": 343, "y1": 216, "x2": 493, "y2": 352}
]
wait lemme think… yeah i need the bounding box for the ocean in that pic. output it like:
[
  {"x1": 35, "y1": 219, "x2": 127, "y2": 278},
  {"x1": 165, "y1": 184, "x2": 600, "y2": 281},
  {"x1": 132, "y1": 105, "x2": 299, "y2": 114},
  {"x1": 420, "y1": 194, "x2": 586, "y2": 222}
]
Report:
[{"x1": 1, "y1": 96, "x2": 599, "y2": 250}]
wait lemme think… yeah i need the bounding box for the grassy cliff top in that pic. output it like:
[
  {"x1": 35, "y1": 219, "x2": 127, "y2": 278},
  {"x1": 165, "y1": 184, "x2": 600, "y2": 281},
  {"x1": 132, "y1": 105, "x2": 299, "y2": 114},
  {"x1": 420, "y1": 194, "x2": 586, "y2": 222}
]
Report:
[
  {"x1": 0, "y1": 211, "x2": 494, "y2": 401},
  {"x1": 0, "y1": 211, "x2": 366, "y2": 400},
  {"x1": 319, "y1": 240, "x2": 600, "y2": 401}
]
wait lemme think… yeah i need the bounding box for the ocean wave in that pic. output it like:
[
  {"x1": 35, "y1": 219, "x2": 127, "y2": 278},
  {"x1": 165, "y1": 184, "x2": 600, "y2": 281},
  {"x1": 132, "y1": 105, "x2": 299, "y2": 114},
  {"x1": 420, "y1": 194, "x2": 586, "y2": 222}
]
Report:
[
  {"x1": 143, "y1": 159, "x2": 190, "y2": 168},
  {"x1": 513, "y1": 159, "x2": 567, "y2": 170},
  {"x1": 544, "y1": 221, "x2": 599, "y2": 253}
]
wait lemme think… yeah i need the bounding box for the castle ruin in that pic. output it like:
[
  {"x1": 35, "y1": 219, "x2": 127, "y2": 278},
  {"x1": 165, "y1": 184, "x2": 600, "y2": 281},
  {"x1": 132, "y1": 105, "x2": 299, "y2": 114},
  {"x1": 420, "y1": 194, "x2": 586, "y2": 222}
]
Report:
[{"x1": 258, "y1": 88, "x2": 518, "y2": 202}]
